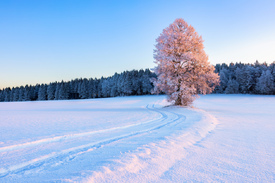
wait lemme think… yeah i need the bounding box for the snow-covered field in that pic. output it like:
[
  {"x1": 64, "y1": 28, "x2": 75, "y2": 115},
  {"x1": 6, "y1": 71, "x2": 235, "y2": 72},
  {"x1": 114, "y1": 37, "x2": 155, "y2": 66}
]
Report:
[{"x1": 0, "y1": 95, "x2": 274, "y2": 182}]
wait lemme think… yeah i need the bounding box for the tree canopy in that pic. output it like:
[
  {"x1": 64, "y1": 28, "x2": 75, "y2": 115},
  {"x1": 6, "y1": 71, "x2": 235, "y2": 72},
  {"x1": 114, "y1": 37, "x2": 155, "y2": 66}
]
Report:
[{"x1": 153, "y1": 18, "x2": 219, "y2": 106}]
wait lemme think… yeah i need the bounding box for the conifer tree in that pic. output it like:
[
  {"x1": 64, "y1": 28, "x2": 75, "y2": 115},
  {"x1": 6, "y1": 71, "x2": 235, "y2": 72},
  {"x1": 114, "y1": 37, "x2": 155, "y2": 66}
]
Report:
[
  {"x1": 47, "y1": 83, "x2": 56, "y2": 100},
  {"x1": 24, "y1": 85, "x2": 31, "y2": 101},
  {"x1": 38, "y1": 84, "x2": 47, "y2": 100},
  {"x1": 256, "y1": 70, "x2": 274, "y2": 94},
  {"x1": 18, "y1": 86, "x2": 24, "y2": 101}
]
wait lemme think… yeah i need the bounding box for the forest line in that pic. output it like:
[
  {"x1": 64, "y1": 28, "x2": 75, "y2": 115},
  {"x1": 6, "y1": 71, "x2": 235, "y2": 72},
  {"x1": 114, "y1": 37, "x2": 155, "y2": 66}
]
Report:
[{"x1": 1, "y1": 61, "x2": 275, "y2": 102}]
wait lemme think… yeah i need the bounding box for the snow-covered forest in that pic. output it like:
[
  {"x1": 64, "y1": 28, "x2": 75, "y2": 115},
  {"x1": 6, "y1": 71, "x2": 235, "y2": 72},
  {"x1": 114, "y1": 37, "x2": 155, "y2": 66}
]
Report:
[
  {"x1": 214, "y1": 61, "x2": 275, "y2": 94},
  {"x1": 0, "y1": 69, "x2": 156, "y2": 102},
  {"x1": 0, "y1": 61, "x2": 275, "y2": 102}
]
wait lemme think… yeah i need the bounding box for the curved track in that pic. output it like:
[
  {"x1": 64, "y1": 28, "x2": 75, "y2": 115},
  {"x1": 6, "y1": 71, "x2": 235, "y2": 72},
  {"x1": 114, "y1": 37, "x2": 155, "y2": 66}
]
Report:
[{"x1": 0, "y1": 103, "x2": 187, "y2": 178}]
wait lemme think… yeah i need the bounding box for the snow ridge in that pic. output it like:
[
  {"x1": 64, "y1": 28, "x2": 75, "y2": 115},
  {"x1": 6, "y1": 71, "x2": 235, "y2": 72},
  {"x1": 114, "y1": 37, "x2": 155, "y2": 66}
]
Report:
[{"x1": 81, "y1": 108, "x2": 218, "y2": 183}]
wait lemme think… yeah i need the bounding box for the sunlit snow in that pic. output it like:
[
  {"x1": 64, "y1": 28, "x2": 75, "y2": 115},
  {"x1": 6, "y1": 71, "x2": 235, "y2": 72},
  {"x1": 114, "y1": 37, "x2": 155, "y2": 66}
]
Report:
[{"x1": 0, "y1": 95, "x2": 274, "y2": 182}]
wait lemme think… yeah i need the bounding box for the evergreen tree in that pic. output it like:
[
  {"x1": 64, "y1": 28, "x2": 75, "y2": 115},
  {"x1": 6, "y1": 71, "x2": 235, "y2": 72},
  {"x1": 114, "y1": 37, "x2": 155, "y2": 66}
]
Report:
[
  {"x1": 54, "y1": 84, "x2": 60, "y2": 100},
  {"x1": 9, "y1": 88, "x2": 15, "y2": 101},
  {"x1": 225, "y1": 79, "x2": 239, "y2": 94},
  {"x1": 79, "y1": 79, "x2": 89, "y2": 99},
  {"x1": 18, "y1": 86, "x2": 24, "y2": 101},
  {"x1": 38, "y1": 84, "x2": 47, "y2": 100},
  {"x1": 24, "y1": 85, "x2": 31, "y2": 101},
  {"x1": 88, "y1": 78, "x2": 95, "y2": 98},
  {"x1": 0, "y1": 90, "x2": 4, "y2": 102},
  {"x1": 47, "y1": 83, "x2": 56, "y2": 100},
  {"x1": 256, "y1": 70, "x2": 274, "y2": 94},
  {"x1": 4, "y1": 88, "x2": 11, "y2": 102},
  {"x1": 13, "y1": 87, "x2": 19, "y2": 101},
  {"x1": 110, "y1": 73, "x2": 118, "y2": 97},
  {"x1": 58, "y1": 81, "x2": 69, "y2": 100}
]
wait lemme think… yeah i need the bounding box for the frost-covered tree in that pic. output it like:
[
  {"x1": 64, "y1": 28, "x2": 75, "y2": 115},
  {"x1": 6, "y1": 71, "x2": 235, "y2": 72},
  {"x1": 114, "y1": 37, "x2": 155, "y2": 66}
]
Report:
[
  {"x1": 216, "y1": 68, "x2": 229, "y2": 93},
  {"x1": 142, "y1": 70, "x2": 153, "y2": 94},
  {"x1": 97, "y1": 77, "x2": 104, "y2": 98},
  {"x1": 256, "y1": 70, "x2": 274, "y2": 94},
  {"x1": 0, "y1": 90, "x2": 4, "y2": 102},
  {"x1": 88, "y1": 78, "x2": 95, "y2": 98},
  {"x1": 13, "y1": 87, "x2": 19, "y2": 101},
  {"x1": 24, "y1": 85, "x2": 31, "y2": 101},
  {"x1": 225, "y1": 79, "x2": 239, "y2": 94},
  {"x1": 38, "y1": 84, "x2": 47, "y2": 100},
  {"x1": 18, "y1": 86, "x2": 24, "y2": 101},
  {"x1": 47, "y1": 83, "x2": 56, "y2": 100},
  {"x1": 79, "y1": 79, "x2": 89, "y2": 99},
  {"x1": 58, "y1": 81, "x2": 69, "y2": 100},
  {"x1": 153, "y1": 18, "x2": 219, "y2": 106},
  {"x1": 54, "y1": 84, "x2": 60, "y2": 100},
  {"x1": 4, "y1": 88, "x2": 11, "y2": 102},
  {"x1": 110, "y1": 74, "x2": 118, "y2": 97},
  {"x1": 92, "y1": 78, "x2": 99, "y2": 98}
]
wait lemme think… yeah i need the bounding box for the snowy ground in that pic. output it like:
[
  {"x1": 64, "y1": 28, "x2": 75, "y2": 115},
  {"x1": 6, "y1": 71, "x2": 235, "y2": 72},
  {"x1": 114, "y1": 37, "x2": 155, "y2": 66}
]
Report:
[{"x1": 0, "y1": 95, "x2": 274, "y2": 182}]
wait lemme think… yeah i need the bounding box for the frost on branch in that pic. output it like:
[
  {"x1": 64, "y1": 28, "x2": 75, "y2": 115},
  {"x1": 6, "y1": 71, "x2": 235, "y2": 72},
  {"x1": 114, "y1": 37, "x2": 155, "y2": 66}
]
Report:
[{"x1": 153, "y1": 18, "x2": 219, "y2": 106}]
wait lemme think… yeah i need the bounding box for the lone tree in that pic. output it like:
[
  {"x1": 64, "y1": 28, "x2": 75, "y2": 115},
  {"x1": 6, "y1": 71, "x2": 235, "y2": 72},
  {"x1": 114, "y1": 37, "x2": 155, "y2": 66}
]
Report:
[{"x1": 153, "y1": 18, "x2": 219, "y2": 106}]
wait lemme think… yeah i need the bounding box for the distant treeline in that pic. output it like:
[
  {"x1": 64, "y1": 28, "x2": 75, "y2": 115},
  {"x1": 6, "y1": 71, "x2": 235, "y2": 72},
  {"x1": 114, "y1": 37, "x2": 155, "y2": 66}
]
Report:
[
  {"x1": 0, "y1": 69, "x2": 156, "y2": 102},
  {"x1": 214, "y1": 61, "x2": 275, "y2": 94},
  {"x1": 1, "y1": 62, "x2": 275, "y2": 102}
]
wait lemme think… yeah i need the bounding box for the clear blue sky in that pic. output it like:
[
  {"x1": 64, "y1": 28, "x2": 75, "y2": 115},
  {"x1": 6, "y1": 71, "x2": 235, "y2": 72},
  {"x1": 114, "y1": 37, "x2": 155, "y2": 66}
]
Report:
[{"x1": 1, "y1": 0, "x2": 275, "y2": 89}]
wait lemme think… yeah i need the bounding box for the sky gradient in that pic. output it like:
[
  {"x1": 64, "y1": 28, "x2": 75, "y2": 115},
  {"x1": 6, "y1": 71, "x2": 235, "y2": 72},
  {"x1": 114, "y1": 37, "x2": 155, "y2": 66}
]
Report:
[{"x1": 1, "y1": 0, "x2": 275, "y2": 88}]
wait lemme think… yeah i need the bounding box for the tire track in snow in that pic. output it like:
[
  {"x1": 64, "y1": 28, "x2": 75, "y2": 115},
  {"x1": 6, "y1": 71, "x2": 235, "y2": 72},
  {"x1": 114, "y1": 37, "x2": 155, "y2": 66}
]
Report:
[
  {"x1": 83, "y1": 109, "x2": 218, "y2": 183},
  {"x1": 0, "y1": 105, "x2": 163, "y2": 153},
  {"x1": 0, "y1": 104, "x2": 185, "y2": 178}
]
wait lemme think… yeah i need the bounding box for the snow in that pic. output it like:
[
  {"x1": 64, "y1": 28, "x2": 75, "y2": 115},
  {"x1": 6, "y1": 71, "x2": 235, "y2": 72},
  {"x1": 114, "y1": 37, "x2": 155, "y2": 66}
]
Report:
[{"x1": 0, "y1": 95, "x2": 274, "y2": 182}]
